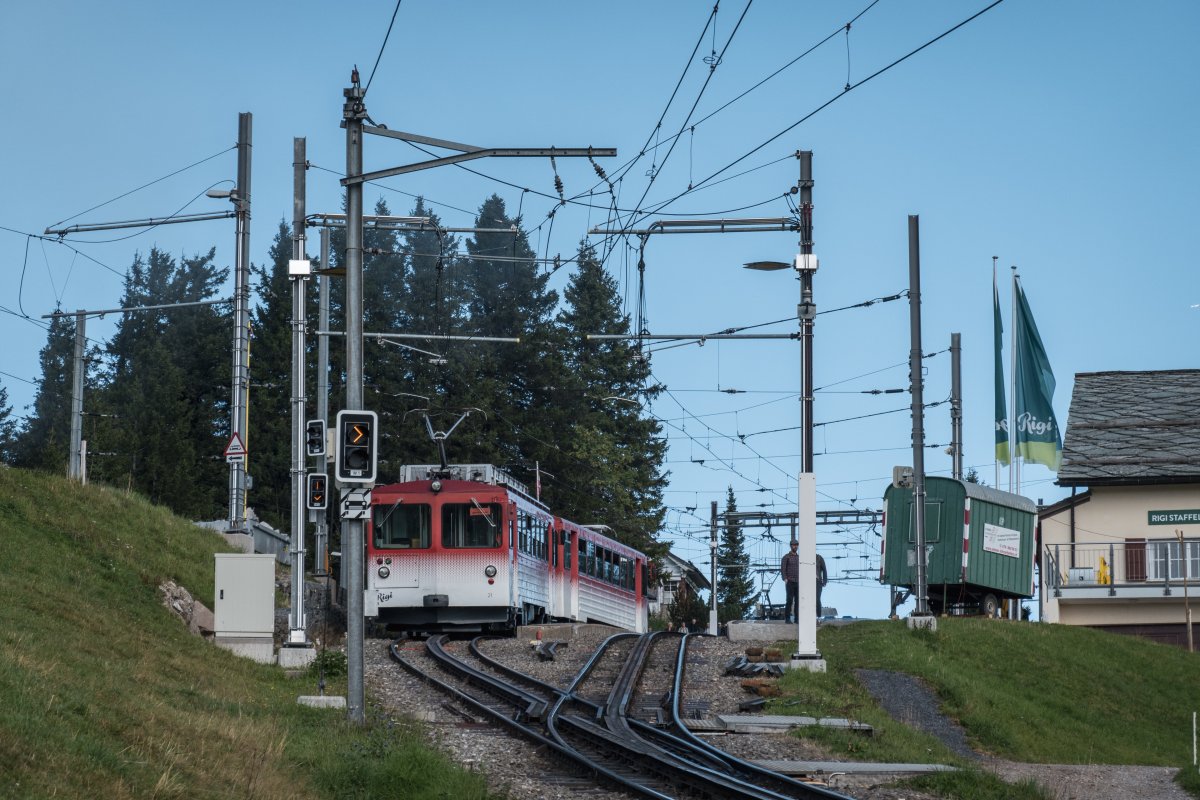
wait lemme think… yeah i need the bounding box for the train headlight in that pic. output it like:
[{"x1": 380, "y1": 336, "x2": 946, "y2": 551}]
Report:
[
  {"x1": 430, "y1": 479, "x2": 442, "y2": 493},
  {"x1": 484, "y1": 565, "x2": 497, "y2": 578},
  {"x1": 377, "y1": 565, "x2": 390, "y2": 579}
]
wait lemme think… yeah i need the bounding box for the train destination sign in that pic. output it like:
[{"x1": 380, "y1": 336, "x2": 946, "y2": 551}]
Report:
[{"x1": 1148, "y1": 509, "x2": 1200, "y2": 526}]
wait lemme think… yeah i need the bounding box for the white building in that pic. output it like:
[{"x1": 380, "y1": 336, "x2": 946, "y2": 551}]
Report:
[{"x1": 1039, "y1": 370, "x2": 1200, "y2": 646}]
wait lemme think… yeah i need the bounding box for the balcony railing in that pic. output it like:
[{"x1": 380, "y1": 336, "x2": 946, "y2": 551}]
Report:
[{"x1": 1045, "y1": 539, "x2": 1200, "y2": 598}]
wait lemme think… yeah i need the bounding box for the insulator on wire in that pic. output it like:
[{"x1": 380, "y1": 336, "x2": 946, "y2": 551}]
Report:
[{"x1": 554, "y1": 175, "x2": 564, "y2": 196}]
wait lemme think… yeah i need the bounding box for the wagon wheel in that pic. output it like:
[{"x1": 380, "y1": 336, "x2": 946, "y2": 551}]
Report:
[{"x1": 981, "y1": 593, "x2": 1000, "y2": 618}]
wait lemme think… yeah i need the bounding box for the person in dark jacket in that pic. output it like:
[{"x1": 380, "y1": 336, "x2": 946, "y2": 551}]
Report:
[
  {"x1": 815, "y1": 552, "x2": 827, "y2": 618},
  {"x1": 781, "y1": 539, "x2": 799, "y2": 623}
]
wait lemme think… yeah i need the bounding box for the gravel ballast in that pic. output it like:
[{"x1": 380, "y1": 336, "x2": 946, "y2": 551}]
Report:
[{"x1": 364, "y1": 630, "x2": 1186, "y2": 800}]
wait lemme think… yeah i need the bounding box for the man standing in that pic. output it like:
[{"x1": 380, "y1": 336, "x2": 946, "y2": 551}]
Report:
[
  {"x1": 781, "y1": 539, "x2": 799, "y2": 623},
  {"x1": 815, "y1": 552, "x2": 828, "y2": 619}
]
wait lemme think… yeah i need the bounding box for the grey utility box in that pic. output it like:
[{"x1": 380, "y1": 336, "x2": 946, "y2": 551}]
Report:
[{"x1": 214, "y1": 553, "x2": 276, "y2": 664}]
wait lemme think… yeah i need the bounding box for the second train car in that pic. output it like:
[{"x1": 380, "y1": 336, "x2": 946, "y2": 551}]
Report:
[{"x1": 363, "y1": 464, "x2": 650, "y2": 633}]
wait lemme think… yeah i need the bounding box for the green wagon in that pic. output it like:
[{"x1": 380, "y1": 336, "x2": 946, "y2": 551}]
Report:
[{"x1": 881, "y1": 476, "x2": 1037, "y2": 616}]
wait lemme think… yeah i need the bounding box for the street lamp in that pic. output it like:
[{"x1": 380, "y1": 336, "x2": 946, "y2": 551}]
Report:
[{"x1": 741, "y1": 216, "x2": 825, "y2": 668}]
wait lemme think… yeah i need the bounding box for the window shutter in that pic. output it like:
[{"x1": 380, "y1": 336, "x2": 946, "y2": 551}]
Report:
[{"x1": 1125, "y1": 538, "x2": 1147, "y2": 582}]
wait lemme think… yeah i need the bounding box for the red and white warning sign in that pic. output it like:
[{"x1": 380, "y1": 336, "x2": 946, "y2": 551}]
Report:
[{"x1": 224, "y1": 432, "x2": 247, "y2": 463}]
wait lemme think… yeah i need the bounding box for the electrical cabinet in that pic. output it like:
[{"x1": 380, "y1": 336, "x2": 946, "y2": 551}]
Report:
[{"x1": 214, "y1": 554, "x2": 275, "y2": 662}]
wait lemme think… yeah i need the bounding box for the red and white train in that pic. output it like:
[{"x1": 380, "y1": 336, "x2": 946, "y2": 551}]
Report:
[{"x1": 363, "y1": 464, "x2": 650, "y2": 633}]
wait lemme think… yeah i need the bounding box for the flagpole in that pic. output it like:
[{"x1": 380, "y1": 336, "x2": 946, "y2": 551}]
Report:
[
  {"x1": 993, "y1": 257, "x2": 1001, "y2": 490},
  {"x1": 1010, "y1": 266, "x2": 1019, "y2": 494}
]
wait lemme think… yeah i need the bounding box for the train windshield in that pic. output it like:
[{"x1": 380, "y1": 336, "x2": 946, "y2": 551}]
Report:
[
  {"x1": 372, "y1": 502, "x2": 431, "y2": 549},
  {"x1": 442, "y1": 502, "x2": 502, "y2": 548}
]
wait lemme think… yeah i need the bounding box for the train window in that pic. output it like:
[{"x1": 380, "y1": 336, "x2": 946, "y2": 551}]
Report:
[
  {"x1": 442, "y1": 503, "x2": 502, "y2": 548},
  {"x1": 373, "y1": 502, "x2": 431, "y2": 549},
  {"x1": 563, "y1": 529, "x2": 572, "y2": 571}
]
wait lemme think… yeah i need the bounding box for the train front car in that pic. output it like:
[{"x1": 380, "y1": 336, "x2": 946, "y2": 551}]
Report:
[{"x1": 365, "y1": 465, "x2": 550, "y2": 633}]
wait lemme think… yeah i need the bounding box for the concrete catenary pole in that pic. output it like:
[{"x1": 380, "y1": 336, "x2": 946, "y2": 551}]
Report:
[
  {"x1": 793, "y1": 151, "x2": 821, "y2": 664},
  {"x1": 710, "y1": 501, "x2": 719, "y2": 635},
  {"x1": 950, "y1": 332, "x2": 963, "y2": 480},
  {"x1": 68, "y1": 311, "x2": 86, "y2": 481},
  {"x1": 908, "y1": 216, "x2": 931, "y2": 617},
  {"x1": 228, "y1": 112, "x2": 252, "y2": 532},
  {"x1": 288, "y1": 137, "x2": 309, "y2": 645},
  {"x1": 343, "y1": 76, "x2": 367, "y2": 724}
]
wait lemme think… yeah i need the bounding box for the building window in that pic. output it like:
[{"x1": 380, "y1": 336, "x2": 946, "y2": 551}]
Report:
[{"x1": 1148, "y1": 540, "x2": 1200, "y2": 581}]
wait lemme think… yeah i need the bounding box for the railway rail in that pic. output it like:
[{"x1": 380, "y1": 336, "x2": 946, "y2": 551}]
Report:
[{"x1": 390, "y1": 631, "x2": 856, "y2": 800}]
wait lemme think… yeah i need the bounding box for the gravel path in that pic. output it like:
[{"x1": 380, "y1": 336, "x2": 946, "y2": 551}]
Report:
[{"x1": 364, "y1": 631, "x2": 1188, "y2": 800}]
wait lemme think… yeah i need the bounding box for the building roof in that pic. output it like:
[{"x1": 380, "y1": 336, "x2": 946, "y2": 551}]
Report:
[
  {"x1": 661, "y1": 550, "x2": 711, "y2": 591},
  {"x1": 1058, "y1": 369, "x2": 1200, "y2": 487}
]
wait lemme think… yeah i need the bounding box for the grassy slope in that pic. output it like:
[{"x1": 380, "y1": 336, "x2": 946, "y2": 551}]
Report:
[
  {"x1": 811, "y1": 618, "x2": 1197, "y2": 765},
  {"x1": 5, "y1": 464, "x2": 1195, "y2": 799},
  {"x1": 767, "y1": 618, "x2": 1200, "y2": 797},
  {"x1": 0, "y1": 467, "x2": 497, "y2": 800}
]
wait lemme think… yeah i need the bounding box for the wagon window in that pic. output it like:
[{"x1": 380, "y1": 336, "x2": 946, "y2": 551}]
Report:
[
  {"x1": 373, "y1": 502, "x2": 431, "y2": 549},
  {"x1": 907, "y1": 501, "x2": 942, "y2": 544},
  {"x1": 442, "y1": 502, "x2": 502, "y2": 548}
]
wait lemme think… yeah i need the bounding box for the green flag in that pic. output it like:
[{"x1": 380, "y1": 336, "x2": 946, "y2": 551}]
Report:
[
  {"x1": 1013, "y1": 279, "x2": 1062, "y2": 470},
  {"x1": 994, "y1": 272, "x2": 1010, "y2": 466}
]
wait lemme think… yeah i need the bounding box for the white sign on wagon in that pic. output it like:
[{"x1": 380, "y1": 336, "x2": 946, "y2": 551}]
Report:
[{"x1": 982, "y1": 523, "x2": 1021, "y2": 558}]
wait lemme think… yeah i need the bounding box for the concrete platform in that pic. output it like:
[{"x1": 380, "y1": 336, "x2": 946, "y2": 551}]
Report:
[
  {"x1": 278, "y1": 645, "x2": 317, "y2": 669},
  {"x1": 297, "y1": 695, "x2": 346, "y2": 709},
  {"x1": 752, "y1": 759, "x2": 955, "y2": 776},
  {"x1": 726, "y1": 620, "x2": 796, "y2": 642},
  {"x1": 214, "y1": 636, "x2": 274, "y2": 664},
  {"x1": 715, "y1": 714, "x2": 872, "y2": 734},
  {"x1": 514, "y1": 622, "x2": 623, "y2": 642},
  {"x1": 907, "y1": 614, "x2": 938, "y2": 631}
]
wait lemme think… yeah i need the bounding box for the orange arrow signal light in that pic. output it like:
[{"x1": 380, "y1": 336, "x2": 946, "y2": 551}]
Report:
[{"x1": 351, "y1": 424, "x2": 367, "y2": 444}]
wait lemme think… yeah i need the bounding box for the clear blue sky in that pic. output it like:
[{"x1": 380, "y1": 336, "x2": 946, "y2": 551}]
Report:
[{"x1": 2, "y1": 1, "x2": 1196, "y2": 620}]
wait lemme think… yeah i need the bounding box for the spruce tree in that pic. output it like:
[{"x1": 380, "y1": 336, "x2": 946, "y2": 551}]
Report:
[
  {"x1": 249, "y1": 222, "x2": 298, "y2": 528},
  {"x1": 717, "y1": 486, "x2": 757, "y2": 623},
  {"x1": 552, "y1": 241, "x2": 667, "y2": 557},
  {"x1": 13, "y1": 310, "x2": 76, "y2": 472},
  {"x1": 167, "y1": 248, "x2": 229, "y2": 517},
  {"x1": 457, "y1": 195, "x2": 560, "y2": 473},
  {"x1": 389, "y1": 198, "x2": 469, "y2": 464},
  {"x1": 0, "y1": 382, "x2": 18, "y2": 464},
  {"x1": 91, "y1": 248, "x2": 214, "y2": 516}
]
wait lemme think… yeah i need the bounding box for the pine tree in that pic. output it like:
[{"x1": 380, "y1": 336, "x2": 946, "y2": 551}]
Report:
[
  {"x1": 167, "y1": 248, "x2": 229, "y2": 517},
  {"x1": 13, "y1": 310, "x2": 76, "y2": 472},
  {"x1": 456, "y1": 195, "x2": 560, "y2": 473},
  {"x1": 90, "y1": 248, "x2": 217, "y2": 516},
  {"x1": 717, "y1": 486, "x2": 756, "y2": 623},
  {"x1": 667, "y1": 583, "x2": 710, "y2": 632},
  {"x1": 249, "y1": 222, "x2": 298, "y2": 529},
  {"x1": 362, "y1": 198, "x2": 416, "y2": 481},
  {"x1": 0, "y1": 382, "x2": 18, "y2": 464},
  {"x1": 386, "y1": 197, "x2": 471, "y2": 464},
  {"x1": 551, "y1": 241, "x2": 667, "y2": 557}
]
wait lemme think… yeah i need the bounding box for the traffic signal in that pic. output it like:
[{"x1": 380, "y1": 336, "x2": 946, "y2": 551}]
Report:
[
  {"x1": 306, "y1": 472, "x2": 328, "y2": 510},
  {"x1": 334, "y1": 409, "x2": 378, "y2": 485},
  {"x1": 305, "y1": 419, "x2": 326, "y2": 457}
]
